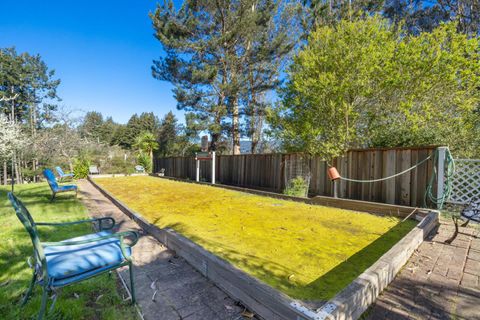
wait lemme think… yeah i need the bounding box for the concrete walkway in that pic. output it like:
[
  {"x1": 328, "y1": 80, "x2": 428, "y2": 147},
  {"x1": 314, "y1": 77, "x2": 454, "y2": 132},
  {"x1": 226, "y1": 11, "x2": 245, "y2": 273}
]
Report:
[
  {"x1": 366, "y1": 218, "x2": 480, "y2": 320},
  {"x1": 78, "y1": 180, "x2": 249, "y2": 320}
]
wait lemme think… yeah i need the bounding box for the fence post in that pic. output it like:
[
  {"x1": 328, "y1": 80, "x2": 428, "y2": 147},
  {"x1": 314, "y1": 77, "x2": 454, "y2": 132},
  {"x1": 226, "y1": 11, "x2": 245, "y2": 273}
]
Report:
[
  {"x1": 196, "y1": 157, "x2": 200, "y2": 182},
  {"x1": 212, "y1": 152, "x2": 216, "y2": 184},
  {"x1": 437, "y1": 146, "x2": 447, "y2": 208}
]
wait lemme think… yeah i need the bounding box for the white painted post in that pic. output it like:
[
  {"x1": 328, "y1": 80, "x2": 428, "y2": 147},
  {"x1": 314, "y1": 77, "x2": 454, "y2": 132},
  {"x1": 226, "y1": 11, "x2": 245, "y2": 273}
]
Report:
[
  {"x1": 211, "y1": 152, "x2": 216, "y2": 184},
  {"x1": 437, "y1": 146, "x2": 447, "y2": 208},
  {"x1": 196, "y1": 154, "x2": 200, "y2": 182}
]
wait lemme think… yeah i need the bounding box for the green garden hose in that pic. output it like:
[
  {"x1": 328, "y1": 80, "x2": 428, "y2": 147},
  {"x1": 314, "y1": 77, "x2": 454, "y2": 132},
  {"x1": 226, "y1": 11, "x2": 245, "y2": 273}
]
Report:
[{"x1": 424, "y1": 148, "x2": 455, "y2": 209}]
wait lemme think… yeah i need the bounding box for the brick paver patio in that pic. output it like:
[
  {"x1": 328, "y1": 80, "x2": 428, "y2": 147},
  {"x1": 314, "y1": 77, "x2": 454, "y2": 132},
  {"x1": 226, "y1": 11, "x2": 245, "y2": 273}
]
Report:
[
  {"x1": 79, "y1": 180, "x2": 250, "y2": 320},
  {"x1": 366, "y1": 218, "x2": 480, "y2": 320}
]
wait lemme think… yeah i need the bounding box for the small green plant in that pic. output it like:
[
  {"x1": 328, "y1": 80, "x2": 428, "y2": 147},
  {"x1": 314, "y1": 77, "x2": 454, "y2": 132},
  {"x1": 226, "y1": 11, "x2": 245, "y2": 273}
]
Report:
[
  {"x1": 283, "y1": 176, "x2": 309, "y2": 198},
  {"x1": 73, "y1": 157, "x2": 91, "y2": 179},
  {"x1": 136, "y1": 152, "x2": 151, "y2": 172}
]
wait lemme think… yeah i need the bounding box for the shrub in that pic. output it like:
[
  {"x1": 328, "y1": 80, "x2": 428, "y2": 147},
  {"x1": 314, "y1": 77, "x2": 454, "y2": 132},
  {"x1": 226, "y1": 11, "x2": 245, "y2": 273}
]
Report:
[
  {"x1": 101, "y1": 157, "x2": 135, "y2": 174},
  {"x1": 21, "y1": 168, "x2": 44, "y2": 183},
  {"x1": 73, "y1": 157, "x2": 91, "y2": 179},
  {"x1": 136, "y1": 152, "x2": 151, "y2": 172},
  {"x1": 283, "y1": 176, "x2": 309, "y2": 198}
]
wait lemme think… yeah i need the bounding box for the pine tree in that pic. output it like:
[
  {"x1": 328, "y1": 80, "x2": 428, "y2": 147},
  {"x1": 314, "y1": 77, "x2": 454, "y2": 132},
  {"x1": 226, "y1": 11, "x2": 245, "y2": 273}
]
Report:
[
  {"x1": 151, "y1": 0, "x2": 301, "y2": 154},
  {"x1": 157, "y1": 111, "x2": 178, "y2": 157},
  {"x1": 0, "y1": 48, "x2": 60, "y2": 124},
  {"x1": 121, "y1": 112, "x2": 160, "y2": 149},
  {"x1": 79, "y1": 111, "x2": 104, "y2": 142}
]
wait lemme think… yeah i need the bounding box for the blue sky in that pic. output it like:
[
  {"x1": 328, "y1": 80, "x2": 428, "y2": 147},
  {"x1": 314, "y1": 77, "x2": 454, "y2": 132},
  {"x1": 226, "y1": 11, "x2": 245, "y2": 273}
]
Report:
[{"x1": 0, "y1": 0, "x2": 184, "y2": 124}]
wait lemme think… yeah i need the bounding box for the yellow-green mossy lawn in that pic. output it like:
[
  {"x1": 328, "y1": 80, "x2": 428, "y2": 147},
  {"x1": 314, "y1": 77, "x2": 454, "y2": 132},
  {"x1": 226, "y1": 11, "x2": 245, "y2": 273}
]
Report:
[{"x1": 95, "y1": 176, "x2": 417, "y2": 301}]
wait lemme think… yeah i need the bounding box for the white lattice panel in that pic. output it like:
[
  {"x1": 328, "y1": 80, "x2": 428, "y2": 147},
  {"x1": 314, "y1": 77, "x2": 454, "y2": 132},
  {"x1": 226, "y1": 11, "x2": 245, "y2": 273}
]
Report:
[{"x1": 449, "y1": 159, "x2": 480, "y2": 205}]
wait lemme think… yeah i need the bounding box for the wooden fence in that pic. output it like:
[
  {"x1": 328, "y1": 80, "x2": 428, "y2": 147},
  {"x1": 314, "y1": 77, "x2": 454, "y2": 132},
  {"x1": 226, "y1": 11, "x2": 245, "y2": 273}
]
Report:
[{"x1": 153, "y1": 146, "x2": 439, "y2": 207}]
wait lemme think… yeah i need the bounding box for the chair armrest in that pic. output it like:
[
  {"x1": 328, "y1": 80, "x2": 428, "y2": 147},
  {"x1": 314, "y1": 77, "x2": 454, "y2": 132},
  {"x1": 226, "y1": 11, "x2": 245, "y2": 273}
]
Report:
[
  {"x1": 42, "y1": 231, "x2": 139, "y2": 247},
  {"x1": 36, "y1": 217, "x2": 116, "y2": 231},
  {"x1": 41, "y1": 230, "x2": 139, "y2": 260}
]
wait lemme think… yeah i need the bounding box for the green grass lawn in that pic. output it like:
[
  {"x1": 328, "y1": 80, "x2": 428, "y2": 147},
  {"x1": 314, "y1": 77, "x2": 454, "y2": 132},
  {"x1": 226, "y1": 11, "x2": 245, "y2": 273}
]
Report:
[
  {"x1": 0, "y1": 183, "x2": 137, "y2": 320},
  {"x1": 95, "y1": 176, "x2": 417, "y2": 301}
]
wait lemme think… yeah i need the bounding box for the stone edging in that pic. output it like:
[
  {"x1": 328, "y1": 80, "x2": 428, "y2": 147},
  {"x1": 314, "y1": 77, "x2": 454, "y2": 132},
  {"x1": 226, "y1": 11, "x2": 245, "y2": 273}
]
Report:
[{"x1": 87, "y1": 175, "x2": 439, "y2": 320}]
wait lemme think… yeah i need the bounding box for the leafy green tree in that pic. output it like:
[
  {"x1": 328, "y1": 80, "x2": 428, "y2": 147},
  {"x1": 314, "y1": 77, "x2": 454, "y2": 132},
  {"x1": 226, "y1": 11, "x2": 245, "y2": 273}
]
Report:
[
  {"x1": 301, "y1": 0, "x2": 384, "y2": 30},
  {"x1": 269, "y1": 17, "x2": 480, "y2": 160},
  {"x1": 150, "y1": 0, "x2": 301, "y2": 154},
  {"x1": 384, "y1": 0, "x2": 480, "y2": 36},
  {"x1": 301, "y1": 0, "x2": 479, "y2": 36}
]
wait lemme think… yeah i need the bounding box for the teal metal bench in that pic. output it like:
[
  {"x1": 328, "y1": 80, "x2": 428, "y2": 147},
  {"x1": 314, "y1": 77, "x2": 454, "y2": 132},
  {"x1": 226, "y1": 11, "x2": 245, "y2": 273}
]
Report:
[
  {"x1": 8, "y1": 192, "x2": 138, "y2": 319},
  {"x1": 43, "y1": 169, "x2": 77, "y2": 201}
]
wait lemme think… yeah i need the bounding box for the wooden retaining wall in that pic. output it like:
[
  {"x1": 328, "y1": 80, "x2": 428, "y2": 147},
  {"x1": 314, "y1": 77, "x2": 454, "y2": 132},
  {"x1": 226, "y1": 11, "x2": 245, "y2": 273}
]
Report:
[{"x1": 154, "y1": 146, "x2": 439, "y2": 207}]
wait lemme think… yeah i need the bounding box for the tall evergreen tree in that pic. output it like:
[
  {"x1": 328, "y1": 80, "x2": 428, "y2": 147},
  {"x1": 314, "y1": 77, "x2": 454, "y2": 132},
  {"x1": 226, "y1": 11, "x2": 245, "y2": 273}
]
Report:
[
  {"x1": 79, "y1": 111, "x2": 104, "y2": 142},
  {"x1": 121, "y1": 112, "x2": 160, "y2": 149},
  {"x1": 150, "y1": 0, "x2": 301, "y2": 154},
  {"x1": 157, "y1": 111, "x2": 178, "y2": 157},
  {"x1": 0, "y1": 47, "x2": 60, "y2": 125}
]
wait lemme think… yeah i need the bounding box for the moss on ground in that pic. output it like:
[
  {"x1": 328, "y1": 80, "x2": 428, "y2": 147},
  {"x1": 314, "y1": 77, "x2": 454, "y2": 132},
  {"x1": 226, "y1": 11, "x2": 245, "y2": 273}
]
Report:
[
  {"x1": 96, "y1": 176, "x2": 417, "y2": 301},
  {"x1": 0, "y1": 183, "x2": 137, "y2": 319}
]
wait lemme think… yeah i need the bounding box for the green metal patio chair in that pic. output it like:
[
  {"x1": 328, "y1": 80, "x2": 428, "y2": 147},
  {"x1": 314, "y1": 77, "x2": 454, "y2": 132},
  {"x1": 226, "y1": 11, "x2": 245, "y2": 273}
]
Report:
[{"x1": 8, "y1": 192, "x2": 138, "y2": 320}]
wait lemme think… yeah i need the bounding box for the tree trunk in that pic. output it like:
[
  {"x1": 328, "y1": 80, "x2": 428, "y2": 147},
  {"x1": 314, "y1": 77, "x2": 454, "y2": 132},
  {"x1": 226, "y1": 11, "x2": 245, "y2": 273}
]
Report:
[
  {"x1": 33, "y1": 159, "x2": 37, "y2": 182},
  {"x1": 251, "y1": 139, "x2": 258, "y2": 154},
  {"x1": 15, "y1": 159, "x2": 21, "y2": 184},
  {"x1": 150, "y1": 150, "x2": 154, "y2": 172},
  {"x1": 32, "y1": 99, "x2": 38, "y2": 182},
  {"x1": 13, "y1": 154, "x2": 20, "y2": 185},
  {"x1": 210, "y1": 132, "x2": 220, "y2": 151},
  {"x1": 232, "y1": 98, "x2": 241, "y2": 155},
  {"x1": 10, "y1": 86, "x2": 15, "y2": 121},
  {"x1": 3, "y1": 161, "x2": 7, "y2": 185}
]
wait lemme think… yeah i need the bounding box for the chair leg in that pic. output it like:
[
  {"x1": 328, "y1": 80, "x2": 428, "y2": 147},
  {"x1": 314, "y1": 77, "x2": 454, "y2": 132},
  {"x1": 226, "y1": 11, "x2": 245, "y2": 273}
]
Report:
[
  {"x1": 37, "y1": 286, "x2": 49, "y2": 320},
  {"x1": 50, "y1": 193, "x2": 56, "y2": 202},
  {"x1": 129, "y1": 262, "x2": 136, "y2": 304},
  {"x1": 21, "y1": 270, "x2": 37, "y2": 306}
]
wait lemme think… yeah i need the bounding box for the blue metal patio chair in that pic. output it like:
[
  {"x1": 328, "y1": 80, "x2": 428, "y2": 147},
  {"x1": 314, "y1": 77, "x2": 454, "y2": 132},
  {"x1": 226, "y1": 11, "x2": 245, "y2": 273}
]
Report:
[
  {"x1": 55, "y1": 166, "x2": 74, "y2": 182},
  {"x1": 43, "y1": 169, "x2": 77, "y2": 201},
  {"x1": 8, "y1": 192, "x2": 138, "y2": 320}
]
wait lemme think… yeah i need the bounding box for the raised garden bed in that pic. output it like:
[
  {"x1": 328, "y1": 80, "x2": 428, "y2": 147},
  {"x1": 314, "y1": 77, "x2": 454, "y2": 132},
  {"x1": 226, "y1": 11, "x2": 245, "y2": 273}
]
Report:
[{"x1": 88, "y1": 175, "x2": 438, "y2": 320}]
